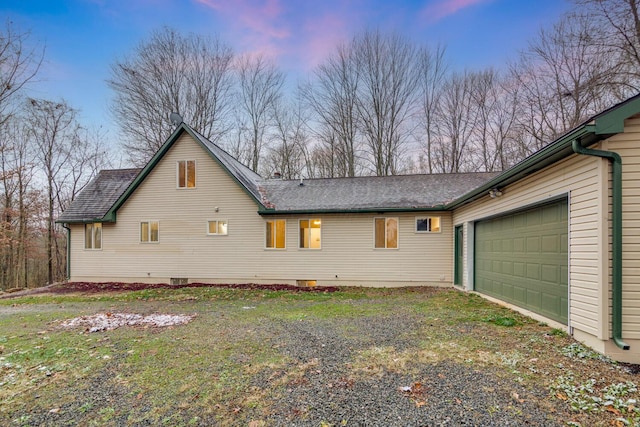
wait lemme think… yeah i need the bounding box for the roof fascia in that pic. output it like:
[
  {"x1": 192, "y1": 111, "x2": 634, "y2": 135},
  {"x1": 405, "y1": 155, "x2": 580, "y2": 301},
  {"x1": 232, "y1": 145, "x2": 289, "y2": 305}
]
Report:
[
  {"x1": 593, "y1": 95, "x2": 640, "y2": 135},
  {"x1": 55, "y1": 217, "x2": 112, "y2": 225}
]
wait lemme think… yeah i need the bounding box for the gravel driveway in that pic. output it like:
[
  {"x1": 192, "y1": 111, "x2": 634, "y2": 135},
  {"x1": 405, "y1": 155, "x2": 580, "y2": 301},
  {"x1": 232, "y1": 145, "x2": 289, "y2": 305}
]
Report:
[{"x1": 1, "y1": 286, "x2": 618, "y2": 426}]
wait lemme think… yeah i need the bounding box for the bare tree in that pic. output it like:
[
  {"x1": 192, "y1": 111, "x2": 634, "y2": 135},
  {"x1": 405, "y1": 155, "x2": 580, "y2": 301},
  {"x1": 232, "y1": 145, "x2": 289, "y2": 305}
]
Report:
[
  {"x1": 108, "y1": 27, "x2": 234, "y2": 165},
  {"x1": 416, "y1": 44, "x2": 448, "y2": 173},
  {"x1": 264, "y1": 96, "x2": 309, "y2": 179},
  {"x1": 234, "y1": 54, "x2": 284, "y2": 172},
  {"x1": 573, "y1": 0, "x2": 640, "y2": 88},
  {"x1": 429, "y1": 71, "x2": 479, "y2": 173},
  {"x1": 470, "y1": 69, "x2": 519, "y2": 171},
  {"x1": 0, "y1": 21, "x2": 43, "y2": 128},
  {"x1": 353, "y1": 30, "x2": 420, "y2": 176},
  {"x1": 511, "y1": 13, "x2": 622, "y2": 153},
  {"x1": 302, "y1": 43, "x2": 361, "y2": 177},
  {"x1": 26, "y1": 99, "x2": 80, "y2": 284}
]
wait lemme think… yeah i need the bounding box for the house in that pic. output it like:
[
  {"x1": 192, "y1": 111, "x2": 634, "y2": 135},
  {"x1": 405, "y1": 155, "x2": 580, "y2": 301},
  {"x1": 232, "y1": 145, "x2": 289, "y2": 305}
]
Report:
[{"x1": 59, "y1": 93, "x2": 640, "y2": 363}]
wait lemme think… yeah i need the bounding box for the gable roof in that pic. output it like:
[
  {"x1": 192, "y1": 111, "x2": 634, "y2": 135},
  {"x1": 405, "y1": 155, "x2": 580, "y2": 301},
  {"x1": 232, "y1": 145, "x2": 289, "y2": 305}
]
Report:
[
  {"x1": 101, "y1": 123, "x2": 266, "y2": 222},
  {"x1": 57, "y1": 168, "x2": 140, "y2": 223}
]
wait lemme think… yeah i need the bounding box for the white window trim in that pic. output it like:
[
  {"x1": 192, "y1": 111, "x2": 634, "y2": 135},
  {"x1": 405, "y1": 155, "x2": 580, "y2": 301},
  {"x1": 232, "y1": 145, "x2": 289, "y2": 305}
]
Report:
[
  {"x1": 176, "y1": 160, "x2": 197, "y2": 189},
  {"x1": 265, "y1": 219, "x2": 286, "y2": 250},
  {"x1": 415, "y1": 216, "x2": 442, "y2": 233},
  {"x1": 207, "y1": 219, "x2": 229, "y2": 236},
  {"x1": 84, "y1": 223, "x2": 103, "y2": 250},
  {"x1": 140, "y1": 220, "x2": 160, "y2": 244},
  {"x1": 374, "y1": 217, "x2": 399, "y2": 249},
  {"x1": 298, "y1": 218, "x2": 322, "y2": 250}
]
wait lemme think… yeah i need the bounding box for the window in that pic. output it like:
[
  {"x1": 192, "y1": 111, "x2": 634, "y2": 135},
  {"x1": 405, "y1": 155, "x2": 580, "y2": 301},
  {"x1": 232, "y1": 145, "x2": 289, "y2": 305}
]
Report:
[
  {"x1": 299, "y1": 219, "x2": 321, "y2": 249},
  {"x1": 140, "y1": 221, "x2": 159, "y2": 243},
  {"x1": 416, "y1": 216, "x2": 441, "y2": 233},
  {"x1": 266, "y1": 220, "x2": 286, "y2": 249},
  {"x1": 207, "y1": 220, "x2": 228, "y2": 235},
  {"x1": 84, "y1": 223, "x2": 102, "y2": 249},
  {"x1": 374, "y1": 217, "x2": 398, "y2": 249},
  {"x1": 177, "y1": 160, "x2": 196, "y2": 188}
]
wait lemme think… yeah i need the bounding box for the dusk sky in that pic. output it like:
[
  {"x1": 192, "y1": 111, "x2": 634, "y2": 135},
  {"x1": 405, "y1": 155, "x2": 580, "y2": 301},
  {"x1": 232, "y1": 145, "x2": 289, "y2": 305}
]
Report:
[{"x1": 1, "y1": 0, "x2": 572, "y2": 149}]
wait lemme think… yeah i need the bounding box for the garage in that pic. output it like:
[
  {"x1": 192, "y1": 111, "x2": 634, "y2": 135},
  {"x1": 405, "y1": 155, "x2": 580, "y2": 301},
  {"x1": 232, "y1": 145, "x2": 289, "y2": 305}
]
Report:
[{"x1": 474, "y1": 198, "x2": 568, "y2": 324}]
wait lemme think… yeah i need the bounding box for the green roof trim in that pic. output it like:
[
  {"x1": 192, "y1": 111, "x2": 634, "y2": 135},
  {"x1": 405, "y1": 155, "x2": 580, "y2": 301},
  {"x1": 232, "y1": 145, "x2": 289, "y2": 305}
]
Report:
[
  {"x1": 101, "y1": 124, "x2": 266, "y2": 222},
  {"x1": 257, "y1": 206, "x2": 447, "y2": 215}
]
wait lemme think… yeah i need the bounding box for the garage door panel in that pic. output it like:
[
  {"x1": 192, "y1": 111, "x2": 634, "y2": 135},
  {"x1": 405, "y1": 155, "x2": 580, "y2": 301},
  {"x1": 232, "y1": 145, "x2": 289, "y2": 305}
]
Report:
[{"x1": 475, "y1": 199, "x2": 568, "y2": 324}]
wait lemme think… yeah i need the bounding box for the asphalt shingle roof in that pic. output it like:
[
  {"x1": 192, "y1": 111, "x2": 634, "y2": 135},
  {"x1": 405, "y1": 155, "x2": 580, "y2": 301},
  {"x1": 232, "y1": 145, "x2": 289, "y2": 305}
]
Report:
[
  {"x1": 58, "y1": 168, "x2": 140, "y2": 222},
  {"x1": 260, "y1": 173, "x2": 499, "y2": 212}
]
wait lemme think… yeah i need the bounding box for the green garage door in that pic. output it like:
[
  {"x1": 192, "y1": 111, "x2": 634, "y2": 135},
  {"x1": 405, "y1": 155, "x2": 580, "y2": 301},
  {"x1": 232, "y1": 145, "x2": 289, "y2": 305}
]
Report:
[{"x1": 475, "y1": 199, "x2": 568, "y2": 324}]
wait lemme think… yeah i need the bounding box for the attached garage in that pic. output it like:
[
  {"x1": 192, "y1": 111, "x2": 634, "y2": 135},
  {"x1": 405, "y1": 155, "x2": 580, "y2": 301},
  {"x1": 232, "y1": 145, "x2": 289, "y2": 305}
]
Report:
[{"x1": 474, "y1": 198, "x2": 569, "y2": 324}]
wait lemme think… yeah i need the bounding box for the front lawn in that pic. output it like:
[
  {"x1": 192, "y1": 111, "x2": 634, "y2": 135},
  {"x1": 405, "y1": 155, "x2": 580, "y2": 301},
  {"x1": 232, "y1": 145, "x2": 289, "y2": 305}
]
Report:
[{"x1": 0, "y1": 285, "x2": 636, "y2": 426}]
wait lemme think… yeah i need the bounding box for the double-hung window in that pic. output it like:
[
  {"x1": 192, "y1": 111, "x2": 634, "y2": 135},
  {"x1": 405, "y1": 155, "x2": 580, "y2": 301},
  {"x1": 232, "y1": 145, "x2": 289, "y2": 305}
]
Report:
[
  {"x1": 374, "y1": 217, "x2": 398, "y2": 249},
  {"x1": 177, "y1": 160, "x2": 196, "y2": 188},
  {"x1": 140, "y1": 221, "x2": 159, "y2": 243},
  {"x1": 84, "y1": 223, "x2": 102, "y2": 249},
  {"x1": 266, "y1": 220, "x2": 286, "y2": 249},
  {"x1": 299, "y1": 219, "x2": 321, "y2": 249},
  {"x1": 416, "y1": 216, "x2": 441, "y2": 233}
]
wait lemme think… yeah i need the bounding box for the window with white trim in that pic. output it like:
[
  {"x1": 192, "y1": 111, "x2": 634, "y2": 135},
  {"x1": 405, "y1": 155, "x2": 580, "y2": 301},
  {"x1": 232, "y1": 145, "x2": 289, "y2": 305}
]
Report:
[
  {"x1": 207, "y1": 220, "x2": 228, "y2": 235},
  {"x1": 266, "y1": 220, "x2": 286, "y2": 249},
  {"x1": 84, "y1": 223, "x2": 102, "y2": 249},
  {"x1": 374, "y1": 217, "x2": 398, "y2": 249},
  {"x1": 416, "y1": 216, "x2": 441, "y2": 233},
  {"x1": 140, "y1": 221, "x2": 159, "y2": 243},
  {"x1": 299, "y1": 219, "x2": 321, "y2": 249},
  {"x1": 177, "y1": 160, "x2": 196, "y2": 188}
]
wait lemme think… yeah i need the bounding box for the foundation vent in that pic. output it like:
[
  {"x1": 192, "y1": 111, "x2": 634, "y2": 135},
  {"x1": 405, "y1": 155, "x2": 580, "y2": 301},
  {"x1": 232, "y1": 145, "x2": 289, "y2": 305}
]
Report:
[
  {"x1": 296, "y1": 280, "x2": 317, "y2": 287},
  {"x1": 170, "y1": 278, "x2": 189, "y2": 285}
]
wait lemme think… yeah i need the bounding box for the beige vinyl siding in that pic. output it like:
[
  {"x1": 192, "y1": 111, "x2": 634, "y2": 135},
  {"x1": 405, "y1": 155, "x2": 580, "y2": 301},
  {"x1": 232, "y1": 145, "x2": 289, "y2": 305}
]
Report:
[
  {"x1": 453, "y1": 150, "x2": 605, "y2": 337},
  {"x1": 69, "y1": 133, "x2": 453, "y2": 287},
  {"x1": 603, "y1": 116, "x2": 640, "y2": 340}
]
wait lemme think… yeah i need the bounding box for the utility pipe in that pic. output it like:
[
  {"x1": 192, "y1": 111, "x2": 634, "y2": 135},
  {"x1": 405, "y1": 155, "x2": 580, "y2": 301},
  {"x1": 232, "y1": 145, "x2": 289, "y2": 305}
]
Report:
[
  {"x1": 62, "y1": 223, "x2": 71, "y2": 281},
  {"x1": 572, "y1": 139, "x2": 629, "y2": 350}
]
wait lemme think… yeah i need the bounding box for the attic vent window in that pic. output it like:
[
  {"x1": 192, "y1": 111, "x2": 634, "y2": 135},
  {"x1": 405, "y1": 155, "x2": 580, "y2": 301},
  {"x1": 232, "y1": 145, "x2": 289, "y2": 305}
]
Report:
[{"x1": 177, "y1": 160, "x2": 196, "y2": 188}]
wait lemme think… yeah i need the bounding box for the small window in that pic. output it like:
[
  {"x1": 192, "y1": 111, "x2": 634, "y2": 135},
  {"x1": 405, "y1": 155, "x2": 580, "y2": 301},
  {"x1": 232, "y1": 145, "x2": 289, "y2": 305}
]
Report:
[
  {"x1": 266, "y1": 220, "x2": 286, "y2": 249},
  {"x1": 299, "y1": 219, "x2": 321, "y2": 249},
  {"x1": 140, "y1": 221, "x2": 159, "y2": 243},
  {"x1": 374, "y1": 217, "x2": 398, "y2": 249},
  {"x1": 416, "y1": 216, "x2": 441, "y2": 233},
  {"x1": 84, "y1": 223, "x2": 102, "y2": 249},
  {"x1": 177, "y1": 160, "x2": 196, "y2": 188},
  {"x1": 207, "y1": 220, "x2": 228, "y2": 235}
]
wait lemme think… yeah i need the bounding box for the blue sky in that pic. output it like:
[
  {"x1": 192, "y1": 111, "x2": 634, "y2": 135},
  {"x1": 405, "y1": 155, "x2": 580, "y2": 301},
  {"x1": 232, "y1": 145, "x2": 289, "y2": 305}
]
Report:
[{"x1": 1, "y1": 0, "x2": 571, "y2": 145}]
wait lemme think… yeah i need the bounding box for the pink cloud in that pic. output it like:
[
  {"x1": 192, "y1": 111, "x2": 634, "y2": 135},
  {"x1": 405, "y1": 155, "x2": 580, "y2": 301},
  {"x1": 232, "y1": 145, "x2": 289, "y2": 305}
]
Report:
[
  {"x1": 196, "y1": 0, "x2": 290, "y2": 40},
  {"x1": 297, "y1": 13, "x2": 350, "y2": 71},
  {"x1": 421, "y1": 0, "x2": 491, "y2": 24}
]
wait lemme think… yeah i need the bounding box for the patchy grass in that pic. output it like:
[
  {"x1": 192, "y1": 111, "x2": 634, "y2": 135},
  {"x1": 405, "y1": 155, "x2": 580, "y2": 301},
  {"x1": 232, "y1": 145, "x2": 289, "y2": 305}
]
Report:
[{"x1": 0, "y1": 285, "x2": 637, "y2": 426}]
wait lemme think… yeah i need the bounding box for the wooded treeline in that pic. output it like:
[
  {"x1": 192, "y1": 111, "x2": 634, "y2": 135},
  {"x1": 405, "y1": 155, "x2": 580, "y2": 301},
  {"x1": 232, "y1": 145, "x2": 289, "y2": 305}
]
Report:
[{"x1": 1, "y1": 0, "x2": 639, "y2": 289}]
